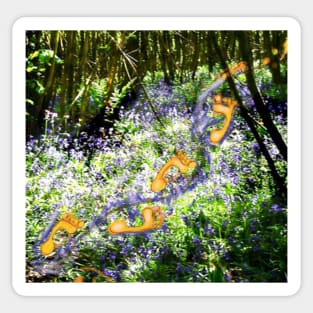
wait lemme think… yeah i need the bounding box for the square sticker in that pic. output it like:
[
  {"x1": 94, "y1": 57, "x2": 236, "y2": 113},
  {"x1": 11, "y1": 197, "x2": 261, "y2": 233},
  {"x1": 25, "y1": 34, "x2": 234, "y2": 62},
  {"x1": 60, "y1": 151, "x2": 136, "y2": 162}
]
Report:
[{"x1": 12, "y1": 17, "x2": 301, "y2": 296}]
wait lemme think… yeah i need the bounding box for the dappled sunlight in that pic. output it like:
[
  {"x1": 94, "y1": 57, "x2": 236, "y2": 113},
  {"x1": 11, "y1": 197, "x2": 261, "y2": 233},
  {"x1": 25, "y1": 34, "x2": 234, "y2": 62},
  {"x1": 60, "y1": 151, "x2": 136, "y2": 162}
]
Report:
[{"x1": 26, "y1": 30, "x2": 287, "y2": 283}]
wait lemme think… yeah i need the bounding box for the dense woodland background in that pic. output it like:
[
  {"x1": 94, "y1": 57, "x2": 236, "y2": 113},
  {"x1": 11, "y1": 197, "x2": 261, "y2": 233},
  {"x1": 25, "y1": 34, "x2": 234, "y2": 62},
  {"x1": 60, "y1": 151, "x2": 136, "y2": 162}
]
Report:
[{"x1": 26, "y1": 30, "x2": 288, "y2": 283}]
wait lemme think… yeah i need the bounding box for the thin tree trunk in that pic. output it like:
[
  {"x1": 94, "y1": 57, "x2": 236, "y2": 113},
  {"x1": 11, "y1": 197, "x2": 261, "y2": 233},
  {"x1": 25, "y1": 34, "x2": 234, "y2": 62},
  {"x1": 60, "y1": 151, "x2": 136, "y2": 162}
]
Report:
[
  {"x1": 79, "y1": 31, "x2": 91, "y2": 126},
  {"x1": 158, "y1": 31, "x2": 171, "y2": 84},
  {"x1": 59, "y1": 32, "x2": 72, "y2": 125},
  {"x1": 174, "y1": 32, "x2": 183, "y2": 82},
  {"x1": 236, "y1": 31, "x2": 287, "y2": 161},
  {"x1": 191, "y1": 32, "x2": 199, "y2": 80},
  {"x1": 66, "y1": 31, "x2": 75, "y2": 121},
  {"x1": 104, "y1": 31, "x2": 120, "y2": 107},
  {"x1": 164, "y1": 31, "x2": 175, "y2": 81},
  {"x1": 269, "y1": 31, "x2": 282, "y2": 84}
]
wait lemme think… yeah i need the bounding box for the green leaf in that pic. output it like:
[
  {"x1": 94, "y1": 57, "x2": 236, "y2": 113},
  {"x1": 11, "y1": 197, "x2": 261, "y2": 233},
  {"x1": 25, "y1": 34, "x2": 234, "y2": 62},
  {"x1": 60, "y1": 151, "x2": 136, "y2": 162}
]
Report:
[
  {"x1": 98, "y1": 44, "x2": 111, "y2": 51},
  {"x1": 26, "y1": 99, "x2": 34, "y2": 106},
  {"x1": 28, "y1": 50, "x2": 39, "y2": 60}
]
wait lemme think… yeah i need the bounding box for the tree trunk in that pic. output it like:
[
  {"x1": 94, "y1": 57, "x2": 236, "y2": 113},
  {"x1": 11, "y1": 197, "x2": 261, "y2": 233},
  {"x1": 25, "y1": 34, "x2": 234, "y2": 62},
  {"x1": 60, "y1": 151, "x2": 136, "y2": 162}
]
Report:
[
  {"x1": 59, "y1": 32, "x2": 72, "y2": 125},
  {"x1": 104, "y1": 31, "x2": 121, "y2": 107},
  {"x1": 79, "y1": 31, "x2": 91, "y2": 126},
  {"x1": 158, "y1": 31, "x2": 171, "y2": 84},
  {"x1": 191, "y1": 31, "x2": 199, "y2": 80},
  {"x1": 269, "y1": 31, "x2": 282, "y2": 84},
  {"x1": 32, "y1": 31, "x2": 60, "y2": 135},
  {"x1": 210, "y1": 31, "x2": 287, "y2": 196},
  {"x1": 236, "y1": 31, "x2": 287, "y2": 161}
]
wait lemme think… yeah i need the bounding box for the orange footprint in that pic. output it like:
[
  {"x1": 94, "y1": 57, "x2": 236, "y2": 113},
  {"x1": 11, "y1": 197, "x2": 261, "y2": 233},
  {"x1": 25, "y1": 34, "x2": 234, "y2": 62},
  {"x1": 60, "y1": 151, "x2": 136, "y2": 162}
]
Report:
[
  {"x1": 108, "y1": 206, "x2": 164, "y2": 235},
  {"x1": 151, "y1": 151, "x2": 196, "y2": 193},
  {"x1": 219, "y1": 61, "x2": 247, "y2": 79},
  {"x1": 209, "y1": 94, "x2": 238, "y2": 145},
  {"x1": 40, "y1": 213, "x2": 84, "y2": 256}
]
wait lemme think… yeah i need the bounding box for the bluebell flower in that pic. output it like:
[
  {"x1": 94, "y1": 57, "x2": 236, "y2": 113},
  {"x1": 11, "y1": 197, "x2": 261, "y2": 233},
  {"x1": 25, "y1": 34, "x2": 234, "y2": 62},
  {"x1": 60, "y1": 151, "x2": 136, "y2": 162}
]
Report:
[
  {"x1": 227, "y1": 236, "x2": 236, "y2": 244},
  {"x1": 176, "y1": 262, "x2": 184, "y2": 273},
  {"x1": 127, "y1": 207, "x2": 140, "y2": 222},
  {"x1": 182, "y1": 216, "x2": 189, "y2": 226},
  {"x1": 222, "y1": 252, "x2": 230, "y2": 261},
  {"x1": 253, "y1": 245, "x2": 261, "y2": 252},
  {"x1": 109, "y1": 253, "x2": 116, "y2": 261},
  {"x1": 192, "y1": 236, "x2": 201, "y2": 245},
  {"x1": 224, "y1": 272, "x2": 232, "y2": 282},
  {"x1": 249, "y1": 218, "x2": 257, "y2": 232},
  {"x1": 204, "y1": 224, "x2": 216, "y2": 236},
  {"x1": 210, "y1": 243, "x2": 219, "y2": 252},
  {"x1": 270, "y1": 204, "x2": 286, "y2": 213},
  {"x1": 161, "y1": 224, "x2": 169, "y2": 232},
  {"x1": 222, "y1": 220, "x2": 228, "y2": 229}
]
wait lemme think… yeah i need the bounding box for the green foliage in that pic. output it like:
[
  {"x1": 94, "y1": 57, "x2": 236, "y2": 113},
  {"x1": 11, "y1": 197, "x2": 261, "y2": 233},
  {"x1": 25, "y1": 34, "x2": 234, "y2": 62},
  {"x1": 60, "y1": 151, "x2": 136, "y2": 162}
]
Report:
[
  {"x1": 26, "y1": 48, "x2": 63, "y2": 108},
  {"x1": 25, "y1": 30, "x2": 288, "y2": 282},
  {"x1": 110, "y1": 77, "x2": 137, "y2": 108},
  {"x1": 26, "y1": 69, "x2": 287, "y2": 282},
  {"x1": 88, "y1": 79, "x2": 107, "y2": 109}
]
